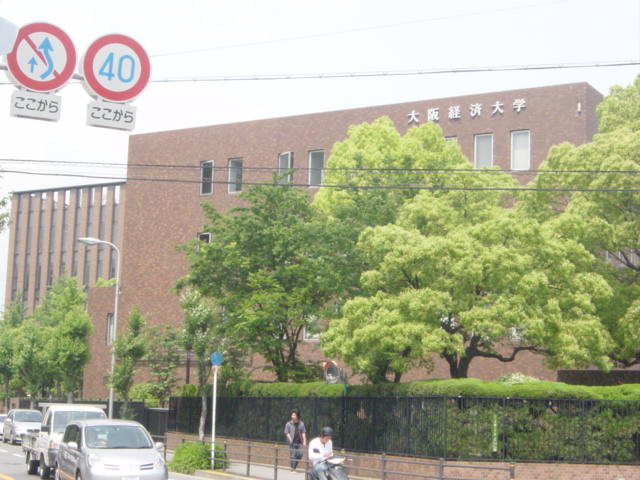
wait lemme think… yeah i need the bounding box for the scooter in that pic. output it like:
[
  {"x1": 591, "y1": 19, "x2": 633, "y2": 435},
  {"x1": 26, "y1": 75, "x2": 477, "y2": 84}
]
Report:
[{"x1": 306, "y1": 455, "x2": 349, "y2": 480}]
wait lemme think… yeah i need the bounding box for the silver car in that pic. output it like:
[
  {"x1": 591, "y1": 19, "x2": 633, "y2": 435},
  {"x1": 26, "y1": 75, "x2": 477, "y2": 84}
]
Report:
[
  {"x1": 55, "y1": 419, "x2": 167, "y2": 480},
  {"x1": 0, "y1": 414, "x2": 6, "y2": 438},
  {"x1": 3, "y1": 409, "x2": 42, "y2": 444}
]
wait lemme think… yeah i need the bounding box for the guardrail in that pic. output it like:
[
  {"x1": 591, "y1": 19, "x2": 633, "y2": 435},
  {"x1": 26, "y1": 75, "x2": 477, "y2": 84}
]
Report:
[{"x1": 203, "y1": 440, "x2": 516, "y2": 480}]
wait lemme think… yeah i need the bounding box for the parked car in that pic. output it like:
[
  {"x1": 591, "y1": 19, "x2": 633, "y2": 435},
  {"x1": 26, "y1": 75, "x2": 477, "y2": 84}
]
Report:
[
  {"x1": 55, "y1": 419, "x2": 167, "y2": 480},
  {"x1": 0, "y1": 414, "x2": 6, "y2": 438},
  {"x1": 3, "y1": 409, "x2": 42, "y2": 444}
]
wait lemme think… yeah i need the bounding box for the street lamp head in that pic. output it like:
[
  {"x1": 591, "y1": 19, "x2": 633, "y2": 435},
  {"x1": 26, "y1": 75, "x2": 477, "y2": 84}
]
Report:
[{"x1": 77, "y1": 236, "x2": 104, "y2": 246}]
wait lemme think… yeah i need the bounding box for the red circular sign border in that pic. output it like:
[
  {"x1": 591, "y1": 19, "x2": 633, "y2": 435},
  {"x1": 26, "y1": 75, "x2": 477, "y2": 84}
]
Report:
[
  {"x1": 6, "y1": 22, "x2": 77, "y2": 92},
  {"x1": 82, "y1": 34, "x2": 151, "y2": 103}
]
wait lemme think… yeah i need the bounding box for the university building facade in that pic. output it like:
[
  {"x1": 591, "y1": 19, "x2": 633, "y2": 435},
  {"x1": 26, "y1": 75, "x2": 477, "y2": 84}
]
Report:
[{"x1": 4, "y1": 82, "x2": 604, "y2": 397}]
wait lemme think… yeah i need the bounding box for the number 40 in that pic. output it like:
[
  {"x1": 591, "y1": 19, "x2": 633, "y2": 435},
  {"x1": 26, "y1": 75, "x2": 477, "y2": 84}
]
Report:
[{"x1": 99, "y1": 52, "x2": 136, "y2": 83}]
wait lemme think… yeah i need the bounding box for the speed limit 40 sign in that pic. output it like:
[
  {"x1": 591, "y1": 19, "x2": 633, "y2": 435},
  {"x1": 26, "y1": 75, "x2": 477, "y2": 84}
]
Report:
[{"x1": 81, "y1": 33, "x2": 150, "y2": 103}]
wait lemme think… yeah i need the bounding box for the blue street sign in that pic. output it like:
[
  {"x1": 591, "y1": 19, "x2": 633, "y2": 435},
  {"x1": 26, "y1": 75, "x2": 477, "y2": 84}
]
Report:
[{"x1": 210, "y1": 351, "x2": 223, "y2": 366}]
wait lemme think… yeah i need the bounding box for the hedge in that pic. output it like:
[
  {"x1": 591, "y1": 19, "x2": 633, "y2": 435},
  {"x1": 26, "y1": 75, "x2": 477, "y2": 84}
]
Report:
[{"x1": 183, "y1": 378, "x2": 640, "y2": 400}]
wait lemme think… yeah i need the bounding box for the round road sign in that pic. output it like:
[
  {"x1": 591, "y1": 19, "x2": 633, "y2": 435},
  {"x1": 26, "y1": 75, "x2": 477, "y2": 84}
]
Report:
[
  {"x1": 81, "y1": 34, "x2": 150, "y2": 103},
  {"x1": 5, "y1": 22, "x2": 76, "y2": 92}
]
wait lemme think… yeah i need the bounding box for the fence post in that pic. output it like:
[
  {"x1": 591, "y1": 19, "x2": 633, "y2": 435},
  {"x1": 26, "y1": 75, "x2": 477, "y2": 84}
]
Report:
[
  {"x1": 246, "y1": 441, "x2": 251, "y2": 477},
  {"x1": 341, "y1": 395, "x2": 346, "y2": 449},
  {"x1": 579, "y1": 400, "x2": 586, "y2": 462},
  {"x1": 438, "y1": 457, "x2": 444, "y2": 480},
  {"x1": 509, "y1": 462, "x2": 516, "y2": 480},
  {"x1": 501, "y1": 397, "x2": 508, "y2": 460},
  {"x1": 442, "y1": 397, "x2": 448, "y2": 459},
  {"x1": 274, "y1": 443, "x2": 278, "y2": 480},
  {"x1": 380, "y1": 452, "x2": 386, "y2": 480},
  {"x1": 223, "y1": 441, "x2": 228, "y2": 471}
]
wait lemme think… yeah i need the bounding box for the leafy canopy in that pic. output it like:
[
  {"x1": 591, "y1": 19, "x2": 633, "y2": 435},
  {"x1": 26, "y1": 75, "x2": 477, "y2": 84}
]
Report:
[
  {"x1": 179, "y1": 180, "x2": 357, "y2": 382},
  {"x1": 322, "y1": 119, "x2": 613, "y2": 381}
]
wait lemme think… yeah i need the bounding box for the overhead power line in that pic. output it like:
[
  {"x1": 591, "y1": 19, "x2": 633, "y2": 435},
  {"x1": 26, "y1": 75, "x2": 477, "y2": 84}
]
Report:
[
  {"x1": 150, "y1": 0, "x2": 570, "y2": 58},
  {"x1": 2, "y1": 157, "x2": 640, "y2": 176},
  {"x1": 1, "y1": 60, "x2": 638, "y2": 87},
  {"x1": 148, "y1": 60, "x2": 640, "y2": 83},
  {"x1": 3, "y1": 169, "x2": 640, "y2": 193}
]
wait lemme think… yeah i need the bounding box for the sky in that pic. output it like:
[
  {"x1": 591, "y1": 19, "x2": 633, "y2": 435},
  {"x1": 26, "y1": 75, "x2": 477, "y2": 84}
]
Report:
[{"x1": 0, "y1": 0, "x2": 639, "y2": 312}]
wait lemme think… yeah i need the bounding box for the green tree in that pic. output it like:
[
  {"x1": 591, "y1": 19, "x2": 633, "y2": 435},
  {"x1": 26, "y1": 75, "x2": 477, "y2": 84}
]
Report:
[
  {"x1": 111, "y1": 307, "x2": 146, "y2": 418},
  {"x1": 3, "y1": 292, "x2": 28, "y2": 327},
  {"x1": 180, "y1": 289, "x2": 222, "y2": 441},
  {"x1": 34, "y1": 277, "x2": 93, "y2": 400},
  {"x1": 0, "y1": 195, "x2": 8, "y2": 233},
  {"x1": 0, "y1": 296, "x2": 26, "y2": 408},
  {"x1": 179, "y1": 180, "x2": 357, "y2": 381},
  {"x1": 597, "y1": 75, "x2": 640, "y2": 134},
  {"x1": 323, "y1": 170, "x2": 614, "y2": 380},
  {"x1": 11, "y1": 319, "x2": 55, "y2": 406},
  {"x1": 313, "y1": 117, "x2": 470, "y2": 231},
  {"x1": 143, "y1": 325, "x2": 181, "y2": 407},
  {"x1": 521, "y1": 75, "x2": 640, "y2": 367}
]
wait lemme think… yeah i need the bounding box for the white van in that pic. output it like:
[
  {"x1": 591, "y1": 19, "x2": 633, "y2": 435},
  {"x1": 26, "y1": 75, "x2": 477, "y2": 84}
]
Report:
[{"x1": 22, "y1": 404, "x2": 106, "y2": 478}]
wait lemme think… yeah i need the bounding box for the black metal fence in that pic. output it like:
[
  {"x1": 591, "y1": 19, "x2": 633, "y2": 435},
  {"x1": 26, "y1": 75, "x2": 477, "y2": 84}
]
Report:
[
  {"x1": 20, "y1": 399, "x2": 169, "y2": 438},
  {"x1": 168, "y1": 395, "x2": 640, "y2": 464}
]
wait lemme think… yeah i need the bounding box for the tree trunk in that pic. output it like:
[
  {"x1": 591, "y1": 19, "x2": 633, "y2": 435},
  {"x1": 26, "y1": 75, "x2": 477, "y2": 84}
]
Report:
[
  {"x1": 445, "y1": 353, "x2": 471, "y2": 378},
  {"x1": 199, "y1": 392, "x2": 207, "y2": 442}
]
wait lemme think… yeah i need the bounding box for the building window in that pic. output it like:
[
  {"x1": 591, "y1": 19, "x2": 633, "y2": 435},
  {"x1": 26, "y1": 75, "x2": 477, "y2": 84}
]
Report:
[
  {"x1": 106, "y1": 313, "x2": 115, "y2": 346},
  {"x1": 200, "y1": 160, "x2": 214, "y2": 195},
  {"x1": 474, "y1": 133, "x2": 493, "y2": 169},
  {"x1": 308, "y1": 150, "x2": 324, "y2": 187},
  {"x1": 511, "y1": 130, "x2": 530, "y2": 170},
  {"x1": 445, "y1": 136, "x2": 458, "y2": 143},
  {"x1": 303, "y1": 315, "x2": 321, "y2": 342},
  {"x1": 198, "y1": 232, "x2": 211, "y2": 243},
  {"x1": 278, "y1": 152, "x2": 293, "y2": 184},
  {"x1": 228, "y1": 158, "x2": 243, "y2": 193}
]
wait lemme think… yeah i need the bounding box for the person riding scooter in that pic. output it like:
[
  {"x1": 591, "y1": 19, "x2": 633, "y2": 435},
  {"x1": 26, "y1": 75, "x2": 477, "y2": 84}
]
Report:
[{"x1": 308, "y1": 427, "x2": 334, "y2": 480}]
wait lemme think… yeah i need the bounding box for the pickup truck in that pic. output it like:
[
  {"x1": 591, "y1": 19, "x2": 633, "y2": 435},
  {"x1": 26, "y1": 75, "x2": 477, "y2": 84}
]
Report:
[{"x1": 22, "y1": 403, "x2": 106, "y2": 479}]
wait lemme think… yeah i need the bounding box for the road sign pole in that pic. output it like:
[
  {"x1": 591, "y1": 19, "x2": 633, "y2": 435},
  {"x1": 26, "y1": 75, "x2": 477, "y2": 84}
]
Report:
[{"x1": 211, "y1": 364, "x2": 218, "y2": 469}]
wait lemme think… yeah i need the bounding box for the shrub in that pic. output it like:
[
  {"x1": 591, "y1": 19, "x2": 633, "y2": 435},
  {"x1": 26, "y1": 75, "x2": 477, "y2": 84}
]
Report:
[
  {"x1": 498, "y1": 373, "x2": 541, "y2": 385},
  {"x1": 130, "y1": 382, "x2": 160, "y2": 407},
  {"x1": 168, "y1": 441, "x2": 227, "y2": 473},
  {"x1": 180, "y1": 384, "x2": 199, "y2": 397}
]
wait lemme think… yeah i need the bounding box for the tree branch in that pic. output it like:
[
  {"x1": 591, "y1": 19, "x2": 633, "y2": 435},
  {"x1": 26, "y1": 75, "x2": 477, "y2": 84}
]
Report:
[{"x1": 473, "y1": 345, "x2": 541, "y2": 362}]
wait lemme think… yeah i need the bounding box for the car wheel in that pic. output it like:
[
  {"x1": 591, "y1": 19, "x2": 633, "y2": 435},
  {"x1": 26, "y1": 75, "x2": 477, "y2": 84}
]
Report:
[
  {"x1": 38, "y1": 456, "x2": 49, "y2": 479},
  {"x1": 26, "y1": 452, "x2": 38, "y2": 475}
]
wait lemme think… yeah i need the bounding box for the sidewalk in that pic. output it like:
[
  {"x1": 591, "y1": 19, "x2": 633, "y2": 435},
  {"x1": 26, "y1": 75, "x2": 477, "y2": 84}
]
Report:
[{"x1": 193, "y1": 461, "x2": 309, "y2": 480}]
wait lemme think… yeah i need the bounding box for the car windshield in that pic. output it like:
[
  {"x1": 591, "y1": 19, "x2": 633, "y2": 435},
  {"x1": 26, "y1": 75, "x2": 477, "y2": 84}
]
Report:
[
  {"x1": 15, "y1": 411, "x2": 42, "y2": 422},
  {"x1": 85, "y1": 425, "x2": 153, "y2": 449},
  {"x1": 53, "y1": 411, "x2": 105, "y2": 433}
]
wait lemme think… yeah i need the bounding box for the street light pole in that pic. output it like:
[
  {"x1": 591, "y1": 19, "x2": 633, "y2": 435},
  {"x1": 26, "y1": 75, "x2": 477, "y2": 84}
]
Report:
[{"x1": 77, "y1": 236, "x2": 120, "y2": 419}]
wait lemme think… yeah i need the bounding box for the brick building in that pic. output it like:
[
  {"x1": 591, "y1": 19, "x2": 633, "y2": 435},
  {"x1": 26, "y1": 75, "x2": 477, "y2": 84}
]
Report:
[{"x1": 4, "y1": 82, "x2": 604, "y2": 397}]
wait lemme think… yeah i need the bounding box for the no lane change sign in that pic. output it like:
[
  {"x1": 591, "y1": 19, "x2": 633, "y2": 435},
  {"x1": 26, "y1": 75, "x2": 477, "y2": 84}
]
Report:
[{"x1": 5, "y1": 22, "x2": 76, "y2": 92}]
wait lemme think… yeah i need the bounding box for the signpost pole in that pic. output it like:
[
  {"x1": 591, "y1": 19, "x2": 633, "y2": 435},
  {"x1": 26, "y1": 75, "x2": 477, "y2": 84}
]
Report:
[
  {"x1": 210, "y1": 351, "x2": 222, "y2": 470},
  {"x1": 211, "y1": 364, "x2": 218, "y2": 469}
]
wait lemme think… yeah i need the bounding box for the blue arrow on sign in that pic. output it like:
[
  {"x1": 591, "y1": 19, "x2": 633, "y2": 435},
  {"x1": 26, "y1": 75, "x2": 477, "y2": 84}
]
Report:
[
  {"x1": 210, "y1": 352, "x2": 223, "y2": 366},
  {"x1": 38, "y1": 36, "x2": 54, "y2": 79},
  {"x1": 27, "y1": 57, "x2": 37, "y2": 73}
]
